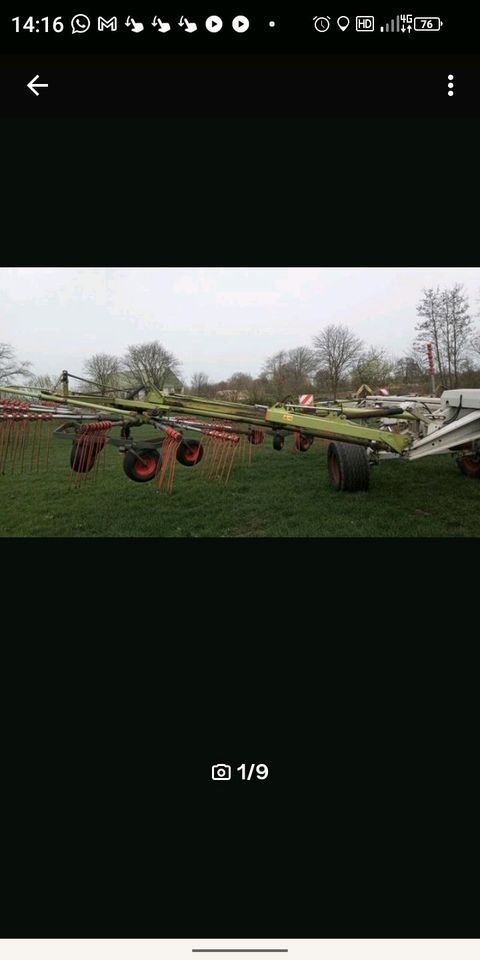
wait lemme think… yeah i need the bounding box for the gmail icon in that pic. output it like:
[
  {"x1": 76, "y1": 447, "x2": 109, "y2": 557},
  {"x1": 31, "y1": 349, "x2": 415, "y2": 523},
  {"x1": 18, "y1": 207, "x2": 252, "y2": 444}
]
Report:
[{"x1": 98, "y1": 16, "x2": 117, "y2": 31}]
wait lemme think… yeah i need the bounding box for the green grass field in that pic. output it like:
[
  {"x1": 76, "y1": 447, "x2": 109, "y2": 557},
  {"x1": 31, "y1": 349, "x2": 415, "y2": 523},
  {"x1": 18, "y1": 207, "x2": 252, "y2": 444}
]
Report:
[{"x1": 1, "y1": 425, "x2": 479, "y2": 537}]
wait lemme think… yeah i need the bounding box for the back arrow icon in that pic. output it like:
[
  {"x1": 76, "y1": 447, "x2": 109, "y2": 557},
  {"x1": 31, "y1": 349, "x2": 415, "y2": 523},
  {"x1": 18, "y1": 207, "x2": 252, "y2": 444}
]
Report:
[{"x1": 28, "y1": 75, "x2": 49, "y2": 96}]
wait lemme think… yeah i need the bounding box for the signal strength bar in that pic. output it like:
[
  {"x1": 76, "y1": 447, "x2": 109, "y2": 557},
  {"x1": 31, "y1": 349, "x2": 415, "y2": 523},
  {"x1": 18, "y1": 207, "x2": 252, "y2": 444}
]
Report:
[{"x1": 380, "y1": 16, "x2": 400, "y2": 32}]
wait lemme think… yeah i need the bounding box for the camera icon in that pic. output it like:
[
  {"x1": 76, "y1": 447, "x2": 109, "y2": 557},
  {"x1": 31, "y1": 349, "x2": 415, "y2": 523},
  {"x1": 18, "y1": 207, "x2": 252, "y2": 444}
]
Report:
[{"x1": 212, "y1": 763, "x2": 231, "y2": 781}]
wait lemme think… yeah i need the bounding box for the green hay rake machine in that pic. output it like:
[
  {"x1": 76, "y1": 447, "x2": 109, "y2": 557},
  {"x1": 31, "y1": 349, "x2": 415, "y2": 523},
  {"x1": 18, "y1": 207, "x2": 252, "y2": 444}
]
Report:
[{"x1": 1, "y1": 371, "x2": 480, "y2": 492}]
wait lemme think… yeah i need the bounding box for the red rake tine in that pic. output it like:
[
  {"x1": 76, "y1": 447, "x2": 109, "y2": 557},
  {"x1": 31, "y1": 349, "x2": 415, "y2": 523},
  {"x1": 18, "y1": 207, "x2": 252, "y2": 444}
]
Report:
[
  {"x1": 0, "y1": 419, "x2": 5, "y2": 472},
  {"x1": 204, "y1": 436, "x2": 217, "y2": 478},
  {"x1": 2, "y1": 417, "x2": 14, "y2": 472},
  {"x1": 224, "y1": 440, "x2": 239, "y2": 485},
  {"x1": 73, "y1": 426, "x2": 90, "y2": 486},
  {"x1": 76, "y1": 430, "x2": 88, "y2": 485},
  {"x1": 92, "y1": 430, "x2": 102, "y2": 481},
  {"x1": 20, "y1": 417, "x2": 30, "y2": 472},
  {"x1": 92, "y1": 423, "x2": 110, "y2": 481},
  {"x1": 166, "y1": 440, "x2": 180, "y2": 494},
  {"x1": 35, "y1": 417, "x2": 43, "y2": 471},
  {"x1": 199, "y1": 435, "x2": 209, "y2": 472},
  {"x1": 167, "y1": 440, "x2": 179, "y2": 492},
  {"x1": 10, "y1": 416, "x2": 22, "y2": 473},
  {"x1": 34, "y1": 413, "x2": 43, "y2": 472},
  {"x1": 157, "y1": 437, "x2": 174, "y2": 490},
  {"x1": 44, "y1": 416, "x2": 53, "y2": 470},
  {"x1": 214, "y1": 437, "x2": 227, "y2": 480},
  {"x1": 29, "y1": 416, "x2": 36, "y2": 471},
  {"x1": 0, "y1": 415, "x2": 8, "y2": 469},
  {"x1": 200, "y1": 434, "x2": 214, "y2": 473},
  {"x1": 85, "y1": 427, "x2": 99, "y2": 483},
  {"x1": 208, "y1": 437, "x2": 222, "y2": 479},
  {"x1": 69, "y1": 433, "x2": 82, "y2": 487},
  {"x1": 216, "y1": 437, "x2": 231, "y2": 481},
  {"x1": 213, "y1": 435, "x2": 228, "y2": 478},
  {"x1": 158, "y1": 438, "x2": 174, "y2": 492}
]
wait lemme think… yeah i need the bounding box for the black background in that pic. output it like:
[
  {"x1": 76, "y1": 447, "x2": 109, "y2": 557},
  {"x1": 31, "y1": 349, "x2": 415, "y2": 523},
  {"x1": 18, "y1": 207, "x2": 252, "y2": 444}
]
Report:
[
  {"x1": 1, "y1": 5, "x2": 479, "y2": 934},
  {"x1": 1, "y1": 54, "x2": 477, "y2": 117}
]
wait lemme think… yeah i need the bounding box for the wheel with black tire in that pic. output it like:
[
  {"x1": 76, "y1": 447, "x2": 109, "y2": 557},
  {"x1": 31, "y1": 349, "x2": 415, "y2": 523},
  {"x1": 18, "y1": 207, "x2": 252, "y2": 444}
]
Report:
[
  {"x1": 457, "y1": 455, "x2": 480, "y2": 479},
  {"x1": 70, "y1": 438, "x2": 106, "y2": 473},
  {"x1": 123, "y1": 447, "x2": 161, "y2": 482},
  {"x1": 176, "y1": 439, "x2": 204, "y2": 467},
  {"x1": 295, "y1": 433, "x2": 313, "y2": 453},
  {"x1": 248, "y1": 429, "x2": 264, "y2": 445},
  {"x1": 327, "y1": 442, "x2": 370, "y2": 492},
  {"x1": 273, "y1": 433, "x2": 285, "y2": 451}
]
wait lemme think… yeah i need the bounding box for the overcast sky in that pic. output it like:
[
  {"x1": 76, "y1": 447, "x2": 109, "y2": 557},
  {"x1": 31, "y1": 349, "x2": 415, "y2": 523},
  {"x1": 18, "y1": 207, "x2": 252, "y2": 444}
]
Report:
[{"x1": 1, "y1": 268, "x2": 479, "y2": 382}]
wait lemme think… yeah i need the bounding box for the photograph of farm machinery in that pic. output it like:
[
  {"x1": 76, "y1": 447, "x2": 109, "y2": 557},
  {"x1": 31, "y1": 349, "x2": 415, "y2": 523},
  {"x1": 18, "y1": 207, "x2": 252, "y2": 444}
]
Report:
[{"x1": 2, "y1": 371, "x2": 480, "y2": 492}]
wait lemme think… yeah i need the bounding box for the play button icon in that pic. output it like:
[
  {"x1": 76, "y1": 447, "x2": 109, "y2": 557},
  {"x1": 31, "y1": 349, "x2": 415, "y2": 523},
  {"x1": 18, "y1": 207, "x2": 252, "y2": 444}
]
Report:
[
  {"x1": 205, "y1": 15, "x2": 223, "y2": 33},
  {"x1": 232, "y1": 15, "x2": 249, "y2": 33}
]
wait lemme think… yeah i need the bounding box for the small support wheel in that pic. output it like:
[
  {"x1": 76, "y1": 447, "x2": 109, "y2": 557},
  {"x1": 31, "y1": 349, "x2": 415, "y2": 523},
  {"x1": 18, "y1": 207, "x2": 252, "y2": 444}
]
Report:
[
  {"x1": 327, "y1": 442, "x2": 370, "y2": 492},
  {"x1": 176, "y1": 439, "x2": 204, "y2": 467},
  {"x1": 273, "y1": 433, "x2": 285, "y2": 451},
  {"x1": 123, "y1": 448, "x2": 161, "y2": 483},
  {"x1": 457, "y1": 455, "x2": 480, "y2": 479},
  {"x1": 295, "y1": 433, "x2": 314, "y2": 453},
  {"x1": 248, "y1": 429, "x2": 264, "y2": 445}
]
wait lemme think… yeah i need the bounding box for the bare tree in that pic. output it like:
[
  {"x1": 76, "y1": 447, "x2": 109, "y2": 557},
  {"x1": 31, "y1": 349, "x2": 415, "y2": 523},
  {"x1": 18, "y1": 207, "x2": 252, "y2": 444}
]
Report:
[
  {"x1": 415, "y1": 288, "x2": 444, "y2": 382},
  {"x1": 439, "y1": 284, "x2": 472, "y2": 387},
  {"x1": 245, "y1": 376, "x2": 271, "y2": 405},
  {"x1": 0, "y1": 343, "x2": 31, "y2": 383},
  {"x1": 313, "y1": 325, "x2": 363, "y2": 399},
  {"x1": 392, "y1": 353, "x2": 428, "y2": 388},
  {"x1": 284, "y1": 346, "x2": 317, "y2": 384},
  {"x1": 262, "y1": 350, "x2": 291, "y2": 398},
  {"x1": 222, "y1": 371, "x2": 253, "y2": 401},
  {"x1": 352, "y1": 347, "x2": 393, "y2": 389},
  {"x1": 472, "y1": 332, "x2": 480, "y2": 359},
  {"x1": 122, "y1": 341, "x2": 181, "y2": 391},
  {"x1": 190, "y1": 372, "x2": 212, "y2": 397},
  {"x1": 29, "y1": 373, "x2": 58, "y2": 392},
  {"x1": 263, "y1": 346, "x2": 316, "y2": 398},
  {"x1": 84, "y1": 352, "x2": 120, "y2": 394},
  {"x1": 415, "y1": 285, "x2": 472, "y2": 388}
]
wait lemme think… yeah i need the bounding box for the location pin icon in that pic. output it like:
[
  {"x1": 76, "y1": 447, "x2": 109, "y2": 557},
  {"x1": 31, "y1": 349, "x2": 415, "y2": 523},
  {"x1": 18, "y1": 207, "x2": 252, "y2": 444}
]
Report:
[{"x1": 337, "y1": 16, "x2": 350, "y2": 31}]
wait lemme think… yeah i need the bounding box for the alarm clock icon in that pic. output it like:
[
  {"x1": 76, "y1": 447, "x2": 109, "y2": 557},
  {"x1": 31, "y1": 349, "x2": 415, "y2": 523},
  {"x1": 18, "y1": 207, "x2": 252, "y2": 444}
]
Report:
[{"x1": 313, "y1": 16, "x2": 331, "y2": 32}]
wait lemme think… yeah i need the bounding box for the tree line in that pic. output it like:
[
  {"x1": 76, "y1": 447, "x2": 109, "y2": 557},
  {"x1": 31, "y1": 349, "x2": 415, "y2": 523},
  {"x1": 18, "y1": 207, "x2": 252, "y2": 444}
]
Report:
[{"x1": 2, "y1": 283, "x2": 480, "y2": 401}]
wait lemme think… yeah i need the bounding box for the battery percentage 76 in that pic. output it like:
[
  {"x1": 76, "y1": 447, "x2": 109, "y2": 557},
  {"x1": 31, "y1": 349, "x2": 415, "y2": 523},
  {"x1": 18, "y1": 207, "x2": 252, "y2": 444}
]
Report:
[{"x1": 414, "y1": 17, "x2": 444, "y2": 31}]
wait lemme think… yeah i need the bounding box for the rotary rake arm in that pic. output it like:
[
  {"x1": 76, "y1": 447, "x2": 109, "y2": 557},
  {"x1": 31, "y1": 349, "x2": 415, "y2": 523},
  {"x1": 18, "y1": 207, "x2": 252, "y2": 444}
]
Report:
[
  {"x1": 0, "y1": 380, "x2": 413, "y2": 492},
  {"x1": 5, "y1": 378, "x2": 480, "y2": 494}
]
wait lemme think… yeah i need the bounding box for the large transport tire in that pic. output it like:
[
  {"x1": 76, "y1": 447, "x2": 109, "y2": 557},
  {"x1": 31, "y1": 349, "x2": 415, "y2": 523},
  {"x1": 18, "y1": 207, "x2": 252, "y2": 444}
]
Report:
[
  {"x1": 457, "y1": 455, "x2": 480, "y2": 479},
  {"x1": 70, "y1": 438, "x2": 106, "y2": 473},
  {"x1": 273, "y1": 433, "x2": 285, "y2": 451},
  {"x1": 176, "y1": 439, "x2": 204, "y2": 467},
  {"x1": 327, "y1": 442, "x2": 370, "y2": 492},
  {"x1": 123, "y1": 447, "x2": 161, "y2": 483}
]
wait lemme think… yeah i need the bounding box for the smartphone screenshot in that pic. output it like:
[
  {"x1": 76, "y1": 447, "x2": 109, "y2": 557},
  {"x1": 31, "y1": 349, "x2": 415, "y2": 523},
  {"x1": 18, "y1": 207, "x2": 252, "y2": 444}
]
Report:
[{"x1": 1, "y1": 0, "x2": 478, "y2": 944}]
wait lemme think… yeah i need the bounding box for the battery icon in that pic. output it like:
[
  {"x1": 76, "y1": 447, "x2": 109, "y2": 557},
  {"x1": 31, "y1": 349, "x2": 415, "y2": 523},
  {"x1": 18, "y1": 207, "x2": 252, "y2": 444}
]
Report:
[{"x1": 414, "y1": 17, "x2": 443, "y2": 31}]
